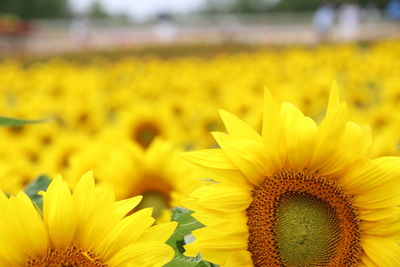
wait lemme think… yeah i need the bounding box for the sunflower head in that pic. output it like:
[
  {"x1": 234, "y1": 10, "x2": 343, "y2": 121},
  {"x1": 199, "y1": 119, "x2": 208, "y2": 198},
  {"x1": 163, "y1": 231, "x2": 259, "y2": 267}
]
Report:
[
  {"x1": 117, "y1": 103, "x2": 184, "y2": 149},
  {"x1": 182, "y1": 83, "x2": 400, "y2": 266},
  {"x1": 68, "y1": 136, "x2": 201, "y2": 221},
  {"x1": 0, "y1": 172, "x2": 177, "y2": 267}
]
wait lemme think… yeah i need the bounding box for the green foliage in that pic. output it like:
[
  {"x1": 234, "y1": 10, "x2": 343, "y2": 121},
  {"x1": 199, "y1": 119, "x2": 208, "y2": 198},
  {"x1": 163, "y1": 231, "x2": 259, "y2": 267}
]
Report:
[
  {"x1": 0, "y1": 116, "x2": 48, "y2": 127},
  {"x1": 270, "y1": 0, "x2": 320, "y2": 12},
  {"x1": 0, "y1": 0, "x2": 71, "y2": 19},
  {"x1": 88, "y1": 1, "x2": 109, "y2": 19},
  {"x1": 24, "y1": 175, "x2": 51, "y2": 211},
  {"x1": 165, "y1": 207, "x2": 217, "y2": 267},
  {"x1": 204, "y1": 0, "x2": 389, "y2": 13}
]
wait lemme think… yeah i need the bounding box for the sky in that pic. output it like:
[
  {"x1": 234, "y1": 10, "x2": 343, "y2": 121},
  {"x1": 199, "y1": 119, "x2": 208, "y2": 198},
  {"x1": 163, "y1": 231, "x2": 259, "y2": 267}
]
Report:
[{"x1": 69, "y1": 0, "x2": 206, "y2": 20}]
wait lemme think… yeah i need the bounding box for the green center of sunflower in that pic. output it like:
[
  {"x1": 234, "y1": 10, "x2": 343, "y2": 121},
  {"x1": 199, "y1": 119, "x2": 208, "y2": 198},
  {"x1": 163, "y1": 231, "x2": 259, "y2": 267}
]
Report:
[
  {"x1": 26, "y1": 246, "x2": 106, "y2": 267},
  {"x1": 246, "y1": 169, "x2": 362, "y2": 267},
  {"x1": 274, "y1": 192, "x2": 339, "y2": 266},
  {"x1": 130, "y1": 176, "x2": 173, "y2": 219},
  {"x1": 133, "y1": 122, "x2": 160, "y2": 148},
  {"x1": 137, "y1": 191, "x2": 170, "y2": 218}
]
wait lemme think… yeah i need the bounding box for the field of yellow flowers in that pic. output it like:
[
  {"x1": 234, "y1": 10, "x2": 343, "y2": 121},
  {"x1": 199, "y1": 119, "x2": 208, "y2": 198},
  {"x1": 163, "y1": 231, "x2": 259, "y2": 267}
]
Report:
[{"x1": 0, "y1": 39, "x2": 400, "y2": 266}]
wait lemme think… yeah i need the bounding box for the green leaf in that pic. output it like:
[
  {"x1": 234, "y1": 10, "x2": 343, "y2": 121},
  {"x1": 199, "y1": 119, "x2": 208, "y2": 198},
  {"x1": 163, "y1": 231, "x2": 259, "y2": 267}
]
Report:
[
  {"x1": 165, "y1": 253, "x2": 216, "y2": 267},
  {"x1": 165, "y1": 208, "x2": 218, "y2": 267},
  {"x1": 0, "y1": 116, "x2": 48, "y2": 127},
  {"x1": 24, "y1": 175, "x2": 51, "y2": 211},
  {"x1": 167, "y1": 207, "x2": 204, "y2": 254},
  {"x1": 171, "y1": 207, "x2": 204, "y2": 236}
]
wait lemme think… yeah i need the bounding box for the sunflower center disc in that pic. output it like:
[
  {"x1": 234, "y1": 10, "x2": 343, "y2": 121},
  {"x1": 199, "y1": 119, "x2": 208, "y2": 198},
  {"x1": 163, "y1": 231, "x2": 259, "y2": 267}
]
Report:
[
  {"x1": 133, "y1": 122, "x2": 160, "y2": 148},
  {"x1": 26, "y1": 246, "x2": 106, "y2": 267},
  {"x1": 130, "y1": 176, "x2": 173, "y2": 218},
  {"x1": 274, "y1": 192, "x2": 339, "y2": 266},
  {"x1": 137, "y1": 191, "x2": 170, "y2": 218},
  {"x1": 246, "y1": 169, "x2": 362, "y2": 267}
]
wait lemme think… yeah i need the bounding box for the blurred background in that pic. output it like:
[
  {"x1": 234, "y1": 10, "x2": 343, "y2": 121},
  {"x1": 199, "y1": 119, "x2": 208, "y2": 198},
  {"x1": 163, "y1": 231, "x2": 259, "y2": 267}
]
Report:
[
  {"x1": 0, "y1": 0, "x2": 399, "y2": 53},
  {"x1": 0, "y1": 1, "x2": 399, "y2": 215}
]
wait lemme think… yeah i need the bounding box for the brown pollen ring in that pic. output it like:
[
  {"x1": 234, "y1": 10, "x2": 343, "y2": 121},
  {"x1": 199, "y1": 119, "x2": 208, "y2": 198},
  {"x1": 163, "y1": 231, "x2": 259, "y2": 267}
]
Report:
[
  {"x1": 27, "y1": 246, "x2": 107, "y2": 267},
  {"x1": 246, "y1": 169, "x2": 362, "y2": 267}
]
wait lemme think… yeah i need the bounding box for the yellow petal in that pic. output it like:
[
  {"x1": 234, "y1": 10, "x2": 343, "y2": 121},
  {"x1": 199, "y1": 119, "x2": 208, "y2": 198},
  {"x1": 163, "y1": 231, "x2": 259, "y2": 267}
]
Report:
[
  {"x1": 181, "y1": 149, "x2": 237, "y2": 170},
  {"x1": 114, "y1": 196, "x2": 143, "y2": 219},
  {"x1": 75, "y1": 187, "x2": 117, "y2": 253},
  {"x1": 181, "y1": 149, "x2": 250, "y2": 187},
  {"x1": 353, "y1": 180, "x2": 400, "y2": 209},
  {"x1": 108, "y1": 242, "x2": 174, "y2": 267},
  {"x1": 310, "y1": 102, "x2": 349, "y2": 174},
  {"x1": 139, "y1": 222, "x2": 177, "y2": 243},
  {"x1": 100, "y1": 208, "x2": 155, "y2": 260},
  {"x1": 192, "y1": 209, "x2": 247, "y2": 231},
  {"x1": 362, "y1": 217, "x2": 400, "y2": 241},
  {"x1": 360, "y1": 207, "x2": 400, "y2": 221},
  {"x1": 0, "y1": 193, "x2": 48, "y2": 265},
  {"x1": 192, "y1": 184, "x2": 252, "y2": 213},
  {"x1": 219, "y1": 109, "x2": 262, "y2": 141},
  {"x1": 361, "y1": 254, "x2": 379, "y2": 267},
  {"x1": 224, "y1": 250, "x2": 253, "y2": 267},
  {"x1": 339, "y1": 157, "x2": 400, "y2": 194},
  {"x1": 362, "y1": 236, "x2": 400, "y2": 266},
  {"x1": 327, "y1": 80, "x2": 340, "y2": 116},
  {"x1": 341, "y1": 122, "x2": 371, "y2": 158},
  {"x1": 72, "y1": 171, "x2": 96, "y2": 223},
  {"x1": 262, "y1": 86, "x2": 285, "y2": 167},
  {"x1": 212, "y1": 132, "x2": 270, "y2": 185},
  {"x1": 185, "y1": 232, "x2": 247, "y2": 266},
  {"x1": 42, "y1": 175, "x2": 75, "y2": 249},
  {"x1": 280, "y1": 102, "x2": 317, "y2": 170}
]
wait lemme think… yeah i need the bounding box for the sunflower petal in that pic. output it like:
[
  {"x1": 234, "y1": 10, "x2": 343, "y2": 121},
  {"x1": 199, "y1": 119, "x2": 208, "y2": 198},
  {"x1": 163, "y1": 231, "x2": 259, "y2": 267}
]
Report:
[
  {"x1": 108, "y1": 242, "x2": 174, "y2": 267},
  {"x1": 280, "y1": 102, "x2": 317, "y2": 170},
  {"x1": 212, "y1": 132, "x2": 270, "y2": 185},
  {"x1": 224, "y1": 250, "x2": 253, "y2": 267},
  {"x1": 219, "y1": 109, "x2": 262, "y2": 140},
  {"x1": 192, "y1": 184, "x2": 252, "y2": 213},
  {"x1": 362, "y1": 236, "x2": 400, "y2": 266},
  {"x1": 42, "y1": 176, "x2": 75, "y2": 249},
  {"x1": 262, "y1": 87, "x2": 285, "y2": 167}
]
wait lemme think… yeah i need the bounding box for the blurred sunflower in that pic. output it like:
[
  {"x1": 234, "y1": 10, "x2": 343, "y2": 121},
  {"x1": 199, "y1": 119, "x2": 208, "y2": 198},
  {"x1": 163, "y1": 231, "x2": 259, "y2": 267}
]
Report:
[
  {"x1": 368, "y1": 129, "x2": 400, "y2": 157},
  {"x1": 38, "y1": 132, "x2": 89, "y2": 178},
  {"x1": 0, "y1": 172, "x2": 176, "y2": 267},
  {"x1": 182, "y1": 85, "x2": 400, "y2": 266},
  {"x1": 117, "y1": 103, "x2": 182, "y2": 149},
  {"x1": 0, "y1": 164, "x2": 22, "y2": 194},
  {"x1": 96, "y1": 137, "x2": 201, "y2": 219}
]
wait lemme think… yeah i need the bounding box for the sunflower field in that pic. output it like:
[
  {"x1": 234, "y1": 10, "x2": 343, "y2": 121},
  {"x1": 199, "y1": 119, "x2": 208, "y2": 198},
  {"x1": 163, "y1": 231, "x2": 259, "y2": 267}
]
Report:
[{"x1": 0, "y1": 39, "x2": 400, "y2": 266}]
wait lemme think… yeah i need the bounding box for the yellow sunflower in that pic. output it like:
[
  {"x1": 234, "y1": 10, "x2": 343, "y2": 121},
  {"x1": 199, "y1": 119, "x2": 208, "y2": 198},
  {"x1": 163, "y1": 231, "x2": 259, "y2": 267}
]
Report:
[
  {"x1": 182, "y1": 84, "x2": 400, "y2": 266},
  {"x1": 0, "y1": 172, "x2": 176, "y2": 267},
  {"x1": 116, "y1": 102, "x2": 183, "y2": 149},
  {"x1": 95, "y1": 137, "x2": 201, "y2": 220}
]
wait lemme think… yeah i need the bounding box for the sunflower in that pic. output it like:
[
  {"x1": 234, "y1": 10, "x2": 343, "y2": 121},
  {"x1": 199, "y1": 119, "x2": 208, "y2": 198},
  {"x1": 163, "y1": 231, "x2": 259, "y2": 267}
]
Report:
[
  {"x1": 65, "y1": 133, "x2": 200, "y2": 220},
  {"x1": 38, "y1": 132, "x2": 89, "y2": 178},
  {"x1": 368, "y1": 129, "x2": 400, "y2": 157},
  {"x1": 116, "y1": 102, "x2": 183, "y2": 149},
  {"x1": 182, "y1": 84, "x2": 400, "y2": 266},
  {"x1": 0, "y1": 172, "x2": 176, "y2": 267},
  {"x1": 95, "y1": 137, "x2": 201, "y2": 219}
]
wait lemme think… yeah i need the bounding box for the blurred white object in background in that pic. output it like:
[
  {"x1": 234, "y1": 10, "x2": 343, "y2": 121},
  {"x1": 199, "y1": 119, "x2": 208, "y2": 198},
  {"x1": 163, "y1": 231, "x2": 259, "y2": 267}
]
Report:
[
  {"x1": 337, "y1": 2, "x2": 361, "y2": 41},
  {"x1": 313, "y1": 1, "x2": 335, "y2": 42},
  {"x1": 69, "y1": 17, "x2": 91, "y2": 46},
  {"x1": 153, "y1": 12, "x2": 177, "y2": 43}
]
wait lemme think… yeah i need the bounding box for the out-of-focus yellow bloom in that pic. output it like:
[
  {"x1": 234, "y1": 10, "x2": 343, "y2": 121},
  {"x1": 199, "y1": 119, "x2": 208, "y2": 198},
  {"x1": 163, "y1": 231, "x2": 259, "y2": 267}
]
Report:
[
  {"x1": 66, "y1": 134, "x2": 200, "y2": 219},
  {"x1": 116, "y1": 103, "x2": 184, "y2": 149},
  {"x1": 0, "y1": 40, "x2": 399, "y2": 194}
]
